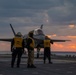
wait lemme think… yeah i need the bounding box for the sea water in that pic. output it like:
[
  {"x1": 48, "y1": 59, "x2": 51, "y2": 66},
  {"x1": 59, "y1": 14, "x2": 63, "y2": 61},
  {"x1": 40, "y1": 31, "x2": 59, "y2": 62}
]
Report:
[
  {"x1": 52, "y1": 52, "x2": 76, "y2": 56},
  {"x1": 0, "y1": 51, "x2": 76, "y2": 56}
]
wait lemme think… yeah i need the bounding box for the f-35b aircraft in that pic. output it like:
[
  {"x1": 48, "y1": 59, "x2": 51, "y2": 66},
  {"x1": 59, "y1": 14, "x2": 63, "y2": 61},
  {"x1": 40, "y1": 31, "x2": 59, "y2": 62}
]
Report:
[{"x1": 0, "y1": 24, "x2": 70, "y2": 58}]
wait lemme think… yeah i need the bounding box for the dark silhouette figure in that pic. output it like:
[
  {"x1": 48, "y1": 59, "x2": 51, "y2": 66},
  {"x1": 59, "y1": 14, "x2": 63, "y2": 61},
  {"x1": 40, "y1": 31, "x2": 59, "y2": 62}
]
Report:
[
  {"x1": 26, "y1": 31, "x2": 36, "y2": 68},
  {"x1": 44, "y1": 36, "x2": 53, "y2": 64},
  {"x1": 11, "y1": 32, "x2": 24, "y2": 68}
]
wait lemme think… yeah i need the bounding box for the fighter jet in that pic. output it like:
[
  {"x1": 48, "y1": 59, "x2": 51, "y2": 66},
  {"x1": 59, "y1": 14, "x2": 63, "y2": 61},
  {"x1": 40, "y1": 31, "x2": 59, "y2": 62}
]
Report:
[{"x1": 0, "y1": 24, "x2": 70, "y2": 58}]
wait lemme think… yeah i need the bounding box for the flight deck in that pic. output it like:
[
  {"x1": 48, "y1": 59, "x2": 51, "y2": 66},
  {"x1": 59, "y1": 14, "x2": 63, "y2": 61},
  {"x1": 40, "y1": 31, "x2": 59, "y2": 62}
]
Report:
[{"x1": 0, "y1": 57, "x2": 76, "y2": 75}]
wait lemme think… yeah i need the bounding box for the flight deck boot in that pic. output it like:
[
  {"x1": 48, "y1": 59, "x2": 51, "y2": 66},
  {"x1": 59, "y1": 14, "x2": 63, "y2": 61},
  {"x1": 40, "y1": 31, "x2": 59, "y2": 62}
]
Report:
[
  {"x1": 27, "y1": 64, "x2": 31, "y2": 68},
  {"x1": 31, "y1": 64, "x2": 36, "y2": 68}
]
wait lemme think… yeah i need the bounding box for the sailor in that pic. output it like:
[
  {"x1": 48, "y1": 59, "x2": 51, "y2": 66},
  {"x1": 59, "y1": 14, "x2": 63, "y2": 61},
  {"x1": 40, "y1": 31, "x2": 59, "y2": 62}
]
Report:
[
  {"x1": 26, "y1": 31, "x2": 36, "y2": 68},
  {"x1": 11, "y1": 32, "x2": 24, "y2": 68},
  {"x1": 44, "y1": 36, "x2": 53, "y2": 64}
]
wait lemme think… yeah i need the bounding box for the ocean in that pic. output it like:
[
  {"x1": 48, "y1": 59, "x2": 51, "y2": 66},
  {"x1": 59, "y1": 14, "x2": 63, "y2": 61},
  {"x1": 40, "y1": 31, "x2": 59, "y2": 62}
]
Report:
[
  {"x1": 51, "y1": 52, "x2": 76, "y2": 56},
  {"x1": 0, "y1": 51, "x2": 76, "y2": 56}
]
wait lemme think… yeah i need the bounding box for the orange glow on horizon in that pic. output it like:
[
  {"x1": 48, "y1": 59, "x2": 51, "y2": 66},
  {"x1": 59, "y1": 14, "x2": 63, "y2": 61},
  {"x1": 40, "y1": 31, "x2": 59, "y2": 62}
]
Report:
[
  {"x1": 46, "y1": 34, "x2": 57, "y2": 38},
  {"x1": 0, "y1": 42, "x2": 11, "y2": 51},
  {"x1": 67, "y1": 36, "x2": 76, "y2": 38},
  {"x1": 46, "y1": 35, "x2": 51, "y2": 38},
  {"x1": 69, "y1": 24, "x2": 75, "y2": 28},
  {"x1": 0, "y1": 35, "x2": 76, "y2": 52},
  {"x1": 52, "y1": 34, "x2": 57, "y2": 37},
  {"x1": 53, "y1": 43, "x2": 64, "y2": 48}
]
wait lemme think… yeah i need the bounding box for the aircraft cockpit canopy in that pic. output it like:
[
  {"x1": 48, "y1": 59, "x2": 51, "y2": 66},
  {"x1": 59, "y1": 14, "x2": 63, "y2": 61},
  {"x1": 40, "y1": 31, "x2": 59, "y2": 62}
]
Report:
[{"x1": 34, "y1": 29, "x2": 44, "y2": 35}]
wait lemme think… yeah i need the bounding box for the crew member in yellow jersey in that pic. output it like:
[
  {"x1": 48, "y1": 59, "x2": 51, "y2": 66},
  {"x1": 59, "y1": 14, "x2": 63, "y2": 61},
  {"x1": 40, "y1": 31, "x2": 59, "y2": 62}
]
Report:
[
  {"x1": 26, "y1": 31, "x2": 36, "y2": 68},
  {"x1": 11, "y1": 32, "x2": 24, "y2": 68},
  {"x1": 44, "y1": 36, "x2": 53, "y2": 64}
]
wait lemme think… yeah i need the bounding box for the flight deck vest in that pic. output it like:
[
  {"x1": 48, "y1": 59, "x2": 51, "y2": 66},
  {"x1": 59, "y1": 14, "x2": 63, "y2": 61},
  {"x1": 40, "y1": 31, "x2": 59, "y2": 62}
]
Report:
[
  {"x1": 14, "y1": 37, "x2": 23, "y2": 48},
  {"x1": 44, "y1": 40, "x2": 50, "y2": 48},
  {"x1": 28, "y1": 37, "x2": 35, "y2": 48}
]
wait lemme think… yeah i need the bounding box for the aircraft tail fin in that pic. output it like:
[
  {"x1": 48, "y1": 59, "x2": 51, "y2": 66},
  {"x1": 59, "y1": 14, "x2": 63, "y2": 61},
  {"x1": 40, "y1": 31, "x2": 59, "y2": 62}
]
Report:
[
  {"x1": 40, "y1": 24, "x2": 43, "y2": 29},
  {"x1": 10, "y1": 24, "x2": 16, "y2": 36}
]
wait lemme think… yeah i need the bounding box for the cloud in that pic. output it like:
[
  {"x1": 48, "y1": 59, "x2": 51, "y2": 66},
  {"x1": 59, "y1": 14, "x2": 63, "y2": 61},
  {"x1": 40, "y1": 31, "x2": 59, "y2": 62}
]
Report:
[
  {"x1": 0, "y1": 0, "x2": 76, "y2": 26},
  {"x1": 53, "y1": 43, "x2": 64, "y2": 48},
  {"x1": 0, "y1": 0, "x2": 76, "y2": 51},
  {"x1": 67, "y1": 36, "x2": 76, "y2": 39},
  {"x1": 0, "y1": 0, "x2": 63, "y2": 9},
  {"x1": 69, "y1": 24, "x2": 75, "y2": 28},
  {"x1": 47, "y1": 0, "x2": 76, "y2": 25}
]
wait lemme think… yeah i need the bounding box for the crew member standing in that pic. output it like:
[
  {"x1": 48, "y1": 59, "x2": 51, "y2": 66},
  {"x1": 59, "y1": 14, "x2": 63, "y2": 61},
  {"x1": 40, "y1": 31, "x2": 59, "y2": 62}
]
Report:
[
  {"x1": 11, "y1": 32, "x2": 24, "y2": 68},
  {"x1": 44, "y1": 36, "x2": 53, "y2": 64},
  {"x1": 26, "y1": 31, "x2": 36, "y2": 68}
]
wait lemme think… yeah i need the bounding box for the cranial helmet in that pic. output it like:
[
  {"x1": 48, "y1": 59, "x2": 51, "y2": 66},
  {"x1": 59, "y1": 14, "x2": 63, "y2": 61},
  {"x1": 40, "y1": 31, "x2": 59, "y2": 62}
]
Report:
[
  {"x1": 16, "y1": 32, "x2": 22, "y2": 36},
  {"x1": 28, "y1": 31, "x2": 33, "y2": 37},
  {"x1": 45, "y1": 36, "x2": 48, "y2": 39}
]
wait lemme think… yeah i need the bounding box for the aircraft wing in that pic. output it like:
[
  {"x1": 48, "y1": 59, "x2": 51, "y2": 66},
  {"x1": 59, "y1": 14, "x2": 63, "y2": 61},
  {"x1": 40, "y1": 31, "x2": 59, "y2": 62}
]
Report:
[
  {"x1": 0, "y1": 38, "x2": 13, "y2": 42},
  {"x1": 51, "y1": 39, "x2": 71, "y2": 42}
]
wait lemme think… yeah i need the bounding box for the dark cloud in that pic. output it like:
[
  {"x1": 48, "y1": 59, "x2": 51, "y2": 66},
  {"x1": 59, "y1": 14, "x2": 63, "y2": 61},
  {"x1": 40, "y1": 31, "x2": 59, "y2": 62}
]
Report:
[
  {"x1": 66, "y1": 0, "x2": 76, "y2": 6},
  {"x1": 0, "y1": 0, "x2": 75, "y2": 25},
  {"x1": 47, "y1": 0, "x2": 76, "y2": 25},
  {"x1": 0, "y1": 9, "x2": 37, "y2": 17},
  {"x1": 0, "y1": 0, "x2": 65, "y2": 18},
  {"x1": 0, "y1": 0, "x2": 63, "y2": 9},
  {"x1": 0, "y1": 0, "x2": 76, "y2": 36}
]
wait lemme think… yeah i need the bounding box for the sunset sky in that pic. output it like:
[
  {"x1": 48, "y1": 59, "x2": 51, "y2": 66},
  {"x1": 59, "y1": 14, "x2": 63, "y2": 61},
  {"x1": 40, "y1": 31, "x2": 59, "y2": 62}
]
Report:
[{"x1": 0, "y1": 0, "x2": 76, "y2": 52}]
